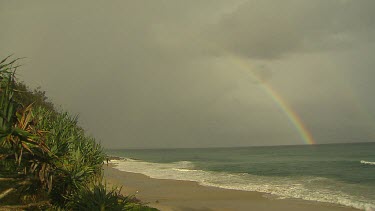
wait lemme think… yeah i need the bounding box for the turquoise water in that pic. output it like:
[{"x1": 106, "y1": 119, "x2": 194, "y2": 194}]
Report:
[{"x1": 107, "y1": 142, "x2": 375, "y2": 210}]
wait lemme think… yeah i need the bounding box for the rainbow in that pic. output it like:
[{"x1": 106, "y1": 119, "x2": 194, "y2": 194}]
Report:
[
  {"x1": 228, "y1": 55, "x2": 316, "y2": 145},
  {"x1": 260, "y1": 82, "x2": 316, "y2": 145}
]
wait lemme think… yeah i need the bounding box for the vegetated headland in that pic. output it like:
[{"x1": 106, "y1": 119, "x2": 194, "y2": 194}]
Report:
[{"x1": 0, "y1": 56, "x2": 158, "y2": 210}]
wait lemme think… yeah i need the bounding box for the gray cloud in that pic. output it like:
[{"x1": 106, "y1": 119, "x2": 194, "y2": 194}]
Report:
[
  {"x1": 207, "y1": 0, "x2": 375, "y2": 59},
  {"x1": 1, "y1": 0, "x2": 374, "y2": 148}
]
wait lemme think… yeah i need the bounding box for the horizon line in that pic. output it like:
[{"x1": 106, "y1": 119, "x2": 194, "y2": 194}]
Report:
[{"x1": 104, "y1": 140, "x2": 375, "y2": 151}]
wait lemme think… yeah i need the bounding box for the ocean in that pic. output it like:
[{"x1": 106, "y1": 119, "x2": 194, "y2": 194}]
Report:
[{"x1": 107, "y1": 142, "x2": 375, "y2": 210}]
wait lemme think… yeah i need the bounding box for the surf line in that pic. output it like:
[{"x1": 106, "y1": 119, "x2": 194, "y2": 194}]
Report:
[{"x1": 229, "y1": 55, "x2": 316, "y2": 145}]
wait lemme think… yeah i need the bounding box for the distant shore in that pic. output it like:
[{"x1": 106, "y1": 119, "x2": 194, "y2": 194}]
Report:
[{"x1": 104, "y1": 164, "x2": 358, "y2": 211}]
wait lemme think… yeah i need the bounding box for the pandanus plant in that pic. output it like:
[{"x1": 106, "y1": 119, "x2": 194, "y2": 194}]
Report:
[
  {"x1": 0, "y1": 56, "x2": 48, "y2": 169},
  {"x1": 0, "y1": 56, "x2": 52, "y2": 203},
  {"x1": 0, "y1": 56, "x2": 106, "y2": 205},
  {"x1": 0, "y1": 56, "x2": 156, "y2": 210},
  {"x1": 32, "y1": 108, "x2": 106, "y2": 205}
]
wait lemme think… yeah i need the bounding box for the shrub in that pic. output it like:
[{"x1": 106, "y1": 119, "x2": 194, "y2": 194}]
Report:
[{"x1": 0, "y1": 56, "x2": 158, "y2": 210}]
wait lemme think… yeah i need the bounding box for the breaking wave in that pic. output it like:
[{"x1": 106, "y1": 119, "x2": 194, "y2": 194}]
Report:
[
  {"x1": 110, "y1": 158, "x2": 375, "y2": 211},
  {"x1": 361, "y1": 160, "x2": 375, "y2": 166}
]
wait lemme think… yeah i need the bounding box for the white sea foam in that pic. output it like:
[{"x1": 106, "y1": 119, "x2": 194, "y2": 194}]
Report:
[
  {"x1": 110, "y1": 158, "x2": 375, "y2": 211},
  {"x1": 361, "y1": 160, "x2": 375, "y2": 166}
]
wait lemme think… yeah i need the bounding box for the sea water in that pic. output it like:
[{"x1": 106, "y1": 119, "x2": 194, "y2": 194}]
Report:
[{"x1": 107, "y1": 142, "x2": 375, "y2": 210}]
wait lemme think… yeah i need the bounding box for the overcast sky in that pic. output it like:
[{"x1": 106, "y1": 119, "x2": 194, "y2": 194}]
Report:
[{"x1": 1, "y1": 0, "x2": 375, "y2": 148}]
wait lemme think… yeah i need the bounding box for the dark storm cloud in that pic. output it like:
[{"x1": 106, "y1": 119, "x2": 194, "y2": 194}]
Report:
[
  {"x1": 1, "y1": 0, "x2": 374, "y2": 148},
  {"x1": 208, "y1": 0, "x2": 375, "y2": 59}
]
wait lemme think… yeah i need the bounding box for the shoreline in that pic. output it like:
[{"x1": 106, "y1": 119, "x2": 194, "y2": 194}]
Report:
[{"x1": 103, "y1": 164, "x2": 359, "y2": 211}]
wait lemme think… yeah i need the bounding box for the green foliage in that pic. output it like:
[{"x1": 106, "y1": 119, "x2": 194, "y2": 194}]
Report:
[
  {"x1": 14, "y1": 82, "x2": 56, "y2": 113},
  {"x1": 66, "y1": 184, "x2": 132, "y2": 210},
  {"x1": 25, "y1": 107, "x2": 106, "y2": 206},
  {"x1": 0, "y1": 56, "x2": 158, "y2": 210}
]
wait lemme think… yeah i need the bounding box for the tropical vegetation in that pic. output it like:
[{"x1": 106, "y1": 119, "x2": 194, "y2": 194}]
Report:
[{"x1": 0, "y1": 56, "x2": 157, "y2": 210}]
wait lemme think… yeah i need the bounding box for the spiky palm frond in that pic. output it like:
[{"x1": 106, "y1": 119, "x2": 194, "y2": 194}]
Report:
[
  {"x1": 0, "y1": 55, "x2": 157, "y2": 210},
  {"x1": 65, "y1": 183, "x2": 157, "y2": 211},
  {"x1": 29, "y1": 107, "x2": 106, "y2": 206}
]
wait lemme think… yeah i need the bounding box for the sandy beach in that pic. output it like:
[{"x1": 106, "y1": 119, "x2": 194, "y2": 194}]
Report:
[{"x1": 103, "y1": 164, "x2": 359, "y2": 211}]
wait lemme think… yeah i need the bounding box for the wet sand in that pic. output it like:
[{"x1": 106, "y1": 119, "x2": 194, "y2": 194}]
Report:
[{"x1": 103, "y1": 164, "x2": 359, "y2": 211}]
